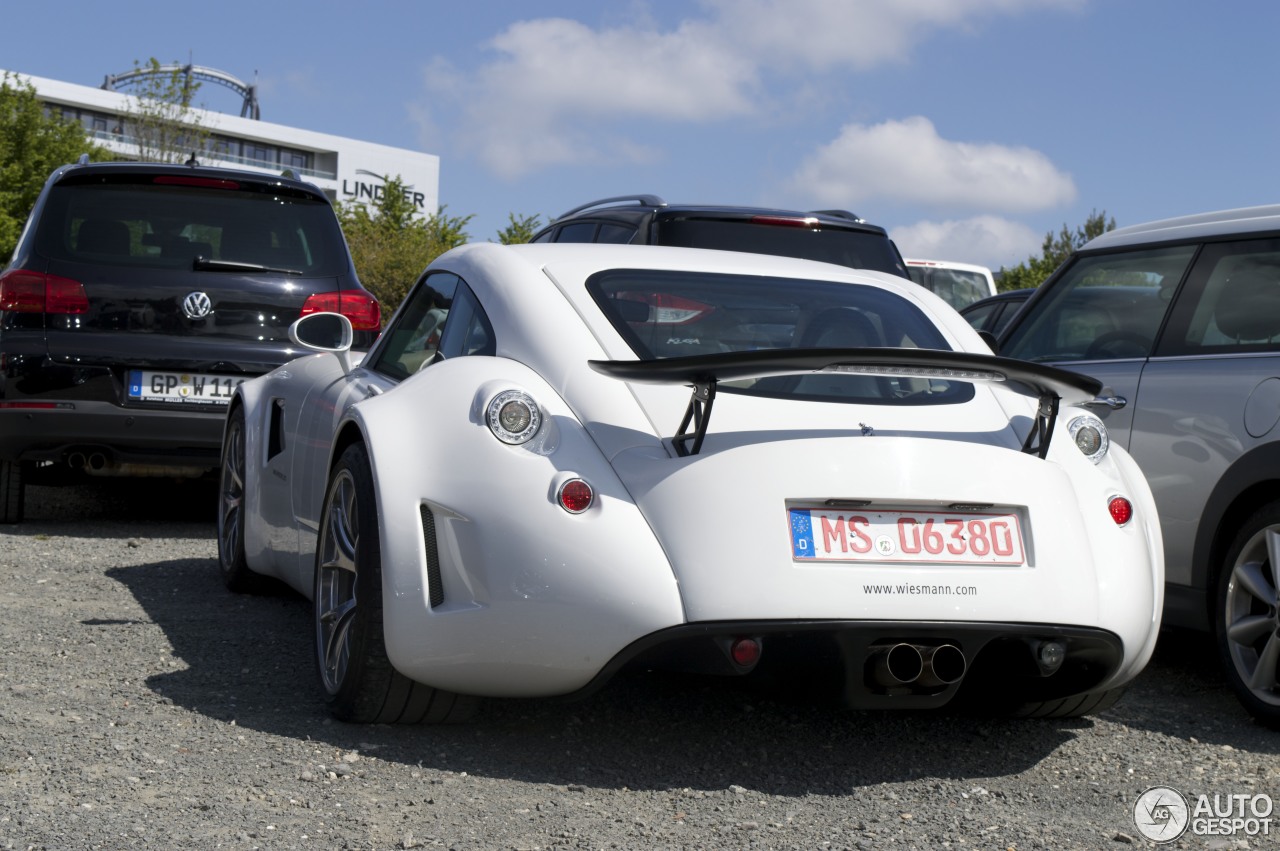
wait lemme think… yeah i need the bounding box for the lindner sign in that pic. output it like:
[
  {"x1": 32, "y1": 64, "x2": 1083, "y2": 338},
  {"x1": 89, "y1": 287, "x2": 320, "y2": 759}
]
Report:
[{"x1": 340, "y1": 169, "x2": 427, "y2": 209}]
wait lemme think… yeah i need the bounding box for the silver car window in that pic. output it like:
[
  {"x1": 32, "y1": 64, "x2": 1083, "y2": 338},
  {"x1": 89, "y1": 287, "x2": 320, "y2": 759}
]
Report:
[{"x1": 1002, "y1": 246, "x2": 1195, "y2": 363}]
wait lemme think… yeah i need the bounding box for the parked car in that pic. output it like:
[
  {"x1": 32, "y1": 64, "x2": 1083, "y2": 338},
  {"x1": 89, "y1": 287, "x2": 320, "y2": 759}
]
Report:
[
  {"x1": 998, "y1": 204, "x2": 1280, "y2": 726},
  {"x1": 531, "y1": 194, "x2": 909, "y2": 278},
  {"x1": 0, "y1": 158, "x2": 380, "y2": 522},
  {"x1": 904, "y1": 259, "x2": 997, "y2": 310},
  {"x1": 961, "y1": 288, "x2": 1034, "y2": 337},
  {"x1": 218, "y1": 242, "x2": 1162, "y2": 724}
]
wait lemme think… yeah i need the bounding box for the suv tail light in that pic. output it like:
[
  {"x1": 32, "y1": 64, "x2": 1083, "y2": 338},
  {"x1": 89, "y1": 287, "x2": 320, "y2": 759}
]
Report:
[
  {"x1": 0, "y1": 270, "x2": 89, "y2": 314},
  {"x1": 300, "y1": 290, "x2": 381, "y2": 331},
  {"x1": 617, "y1": 291, "x2": 714, "y2": 325}
]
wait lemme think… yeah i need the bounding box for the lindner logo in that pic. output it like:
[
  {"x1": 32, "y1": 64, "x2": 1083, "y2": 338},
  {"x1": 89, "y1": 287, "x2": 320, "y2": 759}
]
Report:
[
  {"x1": 182, "y1": 291, "x2": 213, "y2": 320},
  {"x1": 1134, "y1": 786, "x2": 1189, "y2": 842}
]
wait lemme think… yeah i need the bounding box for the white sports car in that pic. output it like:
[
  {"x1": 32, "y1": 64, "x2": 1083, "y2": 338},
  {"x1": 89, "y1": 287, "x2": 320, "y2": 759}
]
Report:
[{"x1": 217, "y1": 243, "x2": 1163, "y2": 723}]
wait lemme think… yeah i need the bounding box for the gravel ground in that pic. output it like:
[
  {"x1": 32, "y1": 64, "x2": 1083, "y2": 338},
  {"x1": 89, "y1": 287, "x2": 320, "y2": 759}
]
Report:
[{"x1": 1, "y1": 479, "x2": 1278, "y2": 851}]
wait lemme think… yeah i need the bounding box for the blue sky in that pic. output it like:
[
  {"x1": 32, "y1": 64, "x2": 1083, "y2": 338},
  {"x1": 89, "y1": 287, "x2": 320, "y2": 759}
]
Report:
[{"x1": 5, "y1": 1, "x2": 1277, "y2": 270}]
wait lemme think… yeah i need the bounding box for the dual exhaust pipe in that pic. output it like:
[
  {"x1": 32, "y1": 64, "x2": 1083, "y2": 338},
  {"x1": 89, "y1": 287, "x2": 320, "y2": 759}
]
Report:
[{"x1": 870, "y1": 642, "x2": 966, "y2": 689}]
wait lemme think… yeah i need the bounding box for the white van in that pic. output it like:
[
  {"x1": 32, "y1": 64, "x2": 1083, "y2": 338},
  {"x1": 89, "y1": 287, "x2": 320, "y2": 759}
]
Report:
[{"x1": 904, "y1": 259, "x2": 997, "y2": 310}]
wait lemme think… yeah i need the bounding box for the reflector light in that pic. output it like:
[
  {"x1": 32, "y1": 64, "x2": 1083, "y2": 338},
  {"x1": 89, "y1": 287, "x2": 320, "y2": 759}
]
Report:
[
  {"x1": 1068, "y1": 414, "x2": 1109, "y2": 463},
  {"x1": 1108, "y1": 496, "x2": 1133, "y2": 526},
  {"x1": 0, "y1": 270, "x2": 88, "y2": 314},
  {"x1": 557, "y1": 479, "x2": 594, "y2": 513},
  {"x1": 0, "y1": 401, "x2": 74, "y2": 410},
  {"x1": 730, "y1": 637, "x2": 761, "y2": 667},
  {"x1": 300, "y1": 290, "x2": 381, "y2": 330}
]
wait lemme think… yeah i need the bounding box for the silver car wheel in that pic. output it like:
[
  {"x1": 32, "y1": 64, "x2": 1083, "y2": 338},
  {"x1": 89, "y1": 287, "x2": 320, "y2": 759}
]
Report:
[
  {"x1": 217, "y1": 415, "x2": 244, "y2": 563},
  {"x1": 1223, "y1": 525, "x2": 1280, "y2": 708},
  {"x1": 316, "y1": 468, "x2": 361, "y2": 695}
]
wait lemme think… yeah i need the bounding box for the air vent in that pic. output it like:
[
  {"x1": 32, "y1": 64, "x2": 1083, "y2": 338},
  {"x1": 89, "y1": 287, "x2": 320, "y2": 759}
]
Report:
[{"x1": 420, "y1": 505, "x2": 443, "y2": 608}]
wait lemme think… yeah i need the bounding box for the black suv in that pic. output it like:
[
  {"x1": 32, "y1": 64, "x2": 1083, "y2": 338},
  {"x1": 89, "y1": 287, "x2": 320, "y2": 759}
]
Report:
[
  {"x1": 0, "y1": 159, "x2": 379, "y2": 522},
  {"x1": 532, "y1": 195, "x2": 909, "y2": 278}
]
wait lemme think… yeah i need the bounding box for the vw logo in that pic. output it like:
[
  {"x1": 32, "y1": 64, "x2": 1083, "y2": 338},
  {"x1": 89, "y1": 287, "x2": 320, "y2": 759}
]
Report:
[{"x1": 182, "y1": 291, "x2": 213, "y2": 320}]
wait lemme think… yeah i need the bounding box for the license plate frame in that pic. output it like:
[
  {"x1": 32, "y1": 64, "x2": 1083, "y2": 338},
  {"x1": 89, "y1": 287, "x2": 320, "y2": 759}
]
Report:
[
  {"x1": 127, "y1": 370, "x2": 245, "y2": 406},
  {"x1": 788, "y1": 506, "x2": 1026, "y2": 565}
]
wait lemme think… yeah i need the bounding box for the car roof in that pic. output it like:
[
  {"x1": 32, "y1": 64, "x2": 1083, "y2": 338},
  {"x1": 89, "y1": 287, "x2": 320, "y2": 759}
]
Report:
[
  {"x1": 1081, "y1": 204, "x2": 1280, "y2": 252},
  {"x1": 546, "y1": 195, "x2": 882, "y2": 232},
  {"x1": 905, "y1": 258, "x2": 992, "y2": 272},
  {"x1": 48, "y1": 159, "x2": 328, "y2": 200}
]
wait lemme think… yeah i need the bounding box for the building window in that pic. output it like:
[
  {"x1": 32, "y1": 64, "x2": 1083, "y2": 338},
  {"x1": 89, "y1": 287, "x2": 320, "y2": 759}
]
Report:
[
  {"x1": 245, "y1": 143, "x2": 275, "y2": 165},
  {"x1": 281, "y1": 149, "x2": 311, "y2": 170}
]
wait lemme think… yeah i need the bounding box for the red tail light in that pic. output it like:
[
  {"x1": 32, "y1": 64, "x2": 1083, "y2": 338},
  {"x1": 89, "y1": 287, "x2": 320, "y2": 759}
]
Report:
[
  {"x1": 616, "y1": 291, "x2": 714, "y2": 325},
  {"x1": 300, "y1": 290, "x2": 381, "y2": 331},
  {"x1": 1108, "y1": 496, "x2": 1133, "y2": 526},
  {"x1": 0, "y1": 270, "x2": 89, "y2": 314},
  {"x1": 750, "y1": 214, "x2": 820, "y2": 229}
]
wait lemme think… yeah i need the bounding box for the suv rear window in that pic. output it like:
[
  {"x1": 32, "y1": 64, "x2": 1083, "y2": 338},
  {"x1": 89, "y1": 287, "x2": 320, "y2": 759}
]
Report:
[
  {"x1": 588, "y1": 269, "x2": 971, "y2": 405},
  {"x1": 654, "y1": 217, "x2": 906, "y2": 277},
  {"x1": 34, "y1": 178, "x2": 345, "y2": 275}
]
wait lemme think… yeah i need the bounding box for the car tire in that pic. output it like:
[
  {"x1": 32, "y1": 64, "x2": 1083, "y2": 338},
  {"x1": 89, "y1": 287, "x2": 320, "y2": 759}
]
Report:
[
  {"x1": 314, "y1": 442, "x2": 478, "y2": 724},
  {"x1": 0, "y1": 459, "x2": 25, "y2": 524},
  {"x1": 1215, "y1": 503, "x2": 1280, "y2": 728},
  {"x1": 217, "y1": 406, "x2": 263, "y2": 593},
  {"x1": 1009, "y1": 686, "x2": 1127, "y2": 719}
]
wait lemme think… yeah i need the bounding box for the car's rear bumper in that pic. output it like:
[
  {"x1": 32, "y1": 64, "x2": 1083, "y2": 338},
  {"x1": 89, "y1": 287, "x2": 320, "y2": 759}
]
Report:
[
  {"x1": 0, "y1": 399, "x2": 226, "y2": 472},
  {"x1": 579, "y1": 619, "x2": 1126, "y2": 710}
]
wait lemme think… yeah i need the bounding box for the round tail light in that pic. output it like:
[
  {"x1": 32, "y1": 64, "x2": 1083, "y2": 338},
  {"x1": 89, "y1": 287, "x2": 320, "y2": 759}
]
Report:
[
  {"x1": 557, "y1": 479, "x2": 593, "y2": 513},
  {"x1": 1108, "y1": 496, "x2": 1133, "y2": 526}
]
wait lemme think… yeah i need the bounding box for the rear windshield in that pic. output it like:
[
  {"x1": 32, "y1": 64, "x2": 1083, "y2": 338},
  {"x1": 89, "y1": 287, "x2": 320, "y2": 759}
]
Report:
[
  {"x1": 588, "y1": 269, "x2": 973, "y2": 406},
  {"x1": 34, "y1": 178, "x2": 346, "y2": 275},
  {"x1": 654, "y1": 217, "x2": 907, "y2": 278}
]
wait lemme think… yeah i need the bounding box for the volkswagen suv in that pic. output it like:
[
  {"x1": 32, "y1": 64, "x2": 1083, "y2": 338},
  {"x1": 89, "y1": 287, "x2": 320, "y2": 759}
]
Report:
[{"x1": 0, "y1": 158, "x2": 379, "y2": 522}]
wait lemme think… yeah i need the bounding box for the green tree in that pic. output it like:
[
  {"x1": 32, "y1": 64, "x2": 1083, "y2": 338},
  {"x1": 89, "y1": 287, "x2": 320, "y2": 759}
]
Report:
[
  {"x1": 0, "y1": 72, "x2": 108, "y2": 261},
  {"x1": 998, "y1": 209, "x2": 1116, "y2": 291},
  {"x1": 496, "y1": 213, "x2": 543, "y2": 244},
  {"x1": 337, "y1": 175, "x2": 473, "y2": 312},
  {"x1": 120, "y1": 59, "x2": 210, "y2": 163}
]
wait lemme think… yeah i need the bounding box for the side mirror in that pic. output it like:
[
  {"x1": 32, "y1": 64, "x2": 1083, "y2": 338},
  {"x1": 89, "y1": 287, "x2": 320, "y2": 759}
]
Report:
[{"x1": 289, "y1": 312, "x2": 354, "y2": 373}]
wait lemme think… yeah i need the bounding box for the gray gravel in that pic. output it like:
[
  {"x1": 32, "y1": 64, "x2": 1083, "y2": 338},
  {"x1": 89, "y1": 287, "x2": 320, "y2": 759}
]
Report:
[{"x1": 1, "y1": 479, "x2": 1278, "y2": 851}]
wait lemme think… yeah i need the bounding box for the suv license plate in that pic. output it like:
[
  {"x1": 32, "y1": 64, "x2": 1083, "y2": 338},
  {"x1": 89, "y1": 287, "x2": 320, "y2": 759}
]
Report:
[
  {"x1": 128, "y1": 370, "x2": 245, "y2": 405},
  {"x1": 789, "y1": 507, "x2": 1025, "y2": 565}
]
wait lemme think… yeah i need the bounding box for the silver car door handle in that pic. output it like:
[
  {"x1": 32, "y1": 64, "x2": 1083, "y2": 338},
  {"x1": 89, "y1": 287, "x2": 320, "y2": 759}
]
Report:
[
  {"x1": 364, "y1": 383, "x2": 383, "y2": 398},
  {"x1": 1082, "y1": 395, "x2": 1127, "y2": 410}
]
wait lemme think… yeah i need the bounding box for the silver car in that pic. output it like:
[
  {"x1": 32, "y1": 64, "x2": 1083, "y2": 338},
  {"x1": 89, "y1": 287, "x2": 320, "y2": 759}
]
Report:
[{"x1": 999, "y1": 205, "x2": 1280, "y2": 727}]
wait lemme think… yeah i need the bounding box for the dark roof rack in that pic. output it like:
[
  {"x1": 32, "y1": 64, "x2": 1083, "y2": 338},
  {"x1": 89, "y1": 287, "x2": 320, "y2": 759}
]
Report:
[
  {"x1": 811, "y1": 209, "x2": 864, "y2": 223},
  {"x1": 556, "y1": 195, "x2": 668, "y2": 220}
]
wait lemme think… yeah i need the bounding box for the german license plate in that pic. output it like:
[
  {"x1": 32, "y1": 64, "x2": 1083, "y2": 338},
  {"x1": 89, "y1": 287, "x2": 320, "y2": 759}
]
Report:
[
  {"x1": 789, "y1": 507, "x2": 1025, "y2": 565},
  {"x1": 127, "y1": 370, "x2": 245, "y2": 405}
]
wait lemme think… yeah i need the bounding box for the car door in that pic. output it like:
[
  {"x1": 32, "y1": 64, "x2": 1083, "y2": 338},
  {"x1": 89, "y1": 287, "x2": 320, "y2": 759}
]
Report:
[
  {"x1": 286, "y1": 270, "x2": 463, "y2": 587},
  {"x1": 999, "y1": 245, "x2": 1197, "y2": 449},
  {"x1": 1125, "y1": 238, "x2": 1280, "y2": 589}
]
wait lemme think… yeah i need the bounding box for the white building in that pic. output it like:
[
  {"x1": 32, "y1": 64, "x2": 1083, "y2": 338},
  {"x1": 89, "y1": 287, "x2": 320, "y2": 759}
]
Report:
[{"x1": 6, "y1": 67, "x2": 439, "y2": 213}]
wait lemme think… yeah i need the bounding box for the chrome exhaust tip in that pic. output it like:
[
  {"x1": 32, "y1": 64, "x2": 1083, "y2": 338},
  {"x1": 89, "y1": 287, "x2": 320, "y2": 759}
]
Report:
[{"x1": 870, "y1": 642, "x2": 924, "y2": 686}]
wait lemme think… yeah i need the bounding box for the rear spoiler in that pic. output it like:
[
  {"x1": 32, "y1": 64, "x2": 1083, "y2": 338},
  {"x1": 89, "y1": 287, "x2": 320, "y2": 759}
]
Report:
[{"x1": 588, "y1": 348, "x2": 1103, "y2": 458}]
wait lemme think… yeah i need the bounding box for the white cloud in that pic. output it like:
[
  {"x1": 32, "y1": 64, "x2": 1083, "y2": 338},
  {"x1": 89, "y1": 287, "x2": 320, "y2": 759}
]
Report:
[
  {"x1": 789, "y1": 117, "x2": 1077, "y2": 213},
  {"x1": 890, "y1": 215, "x2": 1043, "y2": 270},
  {"x1": 703, "y1": 0, "x2": 1084, "y2": 73},
  {"x1": 425, "y1": 16, "x2": 756, "y2": 177},
  {"x1": 421, "y1": 1, "x2": 1084, "y2": 178}
]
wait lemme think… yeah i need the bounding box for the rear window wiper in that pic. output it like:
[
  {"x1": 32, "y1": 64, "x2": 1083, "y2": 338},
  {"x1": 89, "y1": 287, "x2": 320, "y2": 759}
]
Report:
[{"x1": 194, "y1": 256, "x2": 303, "y2": 276}]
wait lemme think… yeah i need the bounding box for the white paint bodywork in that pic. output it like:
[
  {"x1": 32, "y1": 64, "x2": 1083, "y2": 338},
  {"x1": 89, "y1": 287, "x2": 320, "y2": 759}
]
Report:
[{"x1": 228, "y1": 243, "x2": 1163, "y2": 700}]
